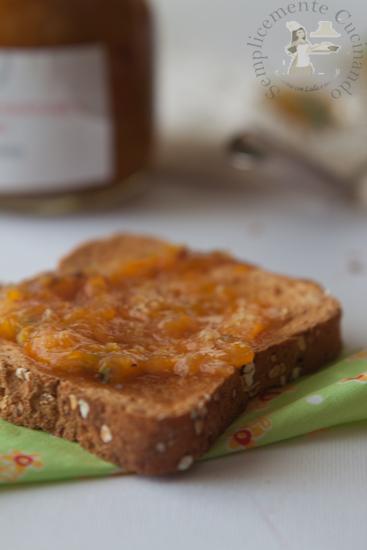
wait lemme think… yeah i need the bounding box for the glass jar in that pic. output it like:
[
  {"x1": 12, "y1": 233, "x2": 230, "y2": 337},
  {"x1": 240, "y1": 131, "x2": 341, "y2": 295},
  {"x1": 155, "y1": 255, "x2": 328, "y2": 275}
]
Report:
[{"x1": 0, "y1": 0, "x2": 153, "y2": 212}]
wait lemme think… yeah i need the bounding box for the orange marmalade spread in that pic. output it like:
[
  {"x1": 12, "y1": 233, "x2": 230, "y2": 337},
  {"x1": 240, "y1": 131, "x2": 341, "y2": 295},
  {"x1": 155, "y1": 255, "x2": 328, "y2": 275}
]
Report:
[{"x1": 0, "y1": 248, "x2": 285, "y2": 385}]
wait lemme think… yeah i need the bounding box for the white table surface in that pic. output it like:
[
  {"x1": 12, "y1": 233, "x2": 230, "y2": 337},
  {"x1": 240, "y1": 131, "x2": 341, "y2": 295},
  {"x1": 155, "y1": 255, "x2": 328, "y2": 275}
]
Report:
[{"x1": 0, "y1": 172, "x2": 367, "y2": 550}]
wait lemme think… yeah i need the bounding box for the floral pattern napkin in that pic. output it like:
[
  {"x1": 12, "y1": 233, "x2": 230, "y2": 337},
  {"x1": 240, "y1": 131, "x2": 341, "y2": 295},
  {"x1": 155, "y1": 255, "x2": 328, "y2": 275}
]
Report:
[{"x1": 1, "y1": 350, "x2": 367, "y2": 485}]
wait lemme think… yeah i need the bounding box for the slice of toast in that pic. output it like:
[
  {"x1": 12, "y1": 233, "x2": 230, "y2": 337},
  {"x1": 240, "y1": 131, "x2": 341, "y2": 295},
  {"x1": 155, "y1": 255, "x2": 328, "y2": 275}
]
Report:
[{"x1": 0, "y1": 235, "x2": 342, "y2": 475}]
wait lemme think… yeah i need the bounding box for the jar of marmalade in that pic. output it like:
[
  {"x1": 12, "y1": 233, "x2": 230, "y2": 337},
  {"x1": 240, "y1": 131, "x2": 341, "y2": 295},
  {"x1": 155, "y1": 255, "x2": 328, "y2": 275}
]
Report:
[{"x1": 0, "y1": 0, "x2": 153, "y2": 212}]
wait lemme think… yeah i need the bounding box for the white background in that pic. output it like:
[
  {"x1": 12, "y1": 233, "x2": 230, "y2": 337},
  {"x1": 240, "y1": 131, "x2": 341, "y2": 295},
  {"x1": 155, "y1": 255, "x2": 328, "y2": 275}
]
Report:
[{"x1": 1, "y1": 1, "x2": 367, "y2": 548}]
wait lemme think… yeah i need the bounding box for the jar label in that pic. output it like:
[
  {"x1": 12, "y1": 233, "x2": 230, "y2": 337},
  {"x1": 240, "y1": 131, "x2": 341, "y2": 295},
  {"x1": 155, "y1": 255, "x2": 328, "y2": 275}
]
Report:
[{"x1": 0, "y1": 45, "x2": 114, "y2": 192}]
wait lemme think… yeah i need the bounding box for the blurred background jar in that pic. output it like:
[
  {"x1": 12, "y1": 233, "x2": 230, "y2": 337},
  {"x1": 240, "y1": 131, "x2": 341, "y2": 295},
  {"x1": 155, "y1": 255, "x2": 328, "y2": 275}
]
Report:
[{"x1": 0, "y1": 0, "x2": 153, "y2": 213}]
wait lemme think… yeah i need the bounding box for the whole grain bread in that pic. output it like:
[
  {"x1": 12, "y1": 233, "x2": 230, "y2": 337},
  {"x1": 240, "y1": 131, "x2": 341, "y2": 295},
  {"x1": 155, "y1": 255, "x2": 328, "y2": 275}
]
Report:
[{"x1": 0, "y1": 235, "x2": 342, "y2": 475}]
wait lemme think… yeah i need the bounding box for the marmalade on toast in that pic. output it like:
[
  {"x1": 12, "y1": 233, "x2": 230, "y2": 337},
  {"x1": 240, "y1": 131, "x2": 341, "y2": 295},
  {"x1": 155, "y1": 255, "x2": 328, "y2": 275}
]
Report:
[{"x1": 0, "y1": 246, "x2": 289, "y2": 385}]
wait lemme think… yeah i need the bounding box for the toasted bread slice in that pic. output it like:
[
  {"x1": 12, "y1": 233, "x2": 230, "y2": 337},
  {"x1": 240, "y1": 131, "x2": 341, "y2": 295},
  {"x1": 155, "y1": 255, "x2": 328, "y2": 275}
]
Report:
[{"x1": 0, "y1": 235, "x2": 342, "y2": 475}]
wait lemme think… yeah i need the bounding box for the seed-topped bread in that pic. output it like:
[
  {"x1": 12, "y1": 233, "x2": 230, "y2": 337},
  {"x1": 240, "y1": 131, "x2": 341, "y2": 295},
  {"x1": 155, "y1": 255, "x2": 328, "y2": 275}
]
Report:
[{"x1": 0, "y1": 234, "x2": 342, "y2": 474}]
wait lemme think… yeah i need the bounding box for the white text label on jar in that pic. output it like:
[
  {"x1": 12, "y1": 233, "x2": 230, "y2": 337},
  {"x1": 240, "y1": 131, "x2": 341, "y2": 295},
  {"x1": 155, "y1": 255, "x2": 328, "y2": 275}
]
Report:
[{"x1": 0, "y1": 45, "x2": 114, "y2": 193}]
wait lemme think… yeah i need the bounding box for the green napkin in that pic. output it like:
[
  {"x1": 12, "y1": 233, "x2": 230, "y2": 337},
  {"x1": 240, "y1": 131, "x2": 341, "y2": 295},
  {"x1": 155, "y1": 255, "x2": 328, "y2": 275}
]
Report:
[{"x1": 1, "y1": 350, "x2": 367, "y2": 485}]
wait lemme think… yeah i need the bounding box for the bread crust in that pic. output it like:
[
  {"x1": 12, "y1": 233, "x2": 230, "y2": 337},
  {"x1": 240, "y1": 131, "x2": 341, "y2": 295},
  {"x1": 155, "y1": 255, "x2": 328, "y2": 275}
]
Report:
[
  {"x1": 0, "y1": 235, "x2": 342, "y2": 475},
  {"x1": 0, "y1": 308, "x2": 341, "y2": 475}
]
